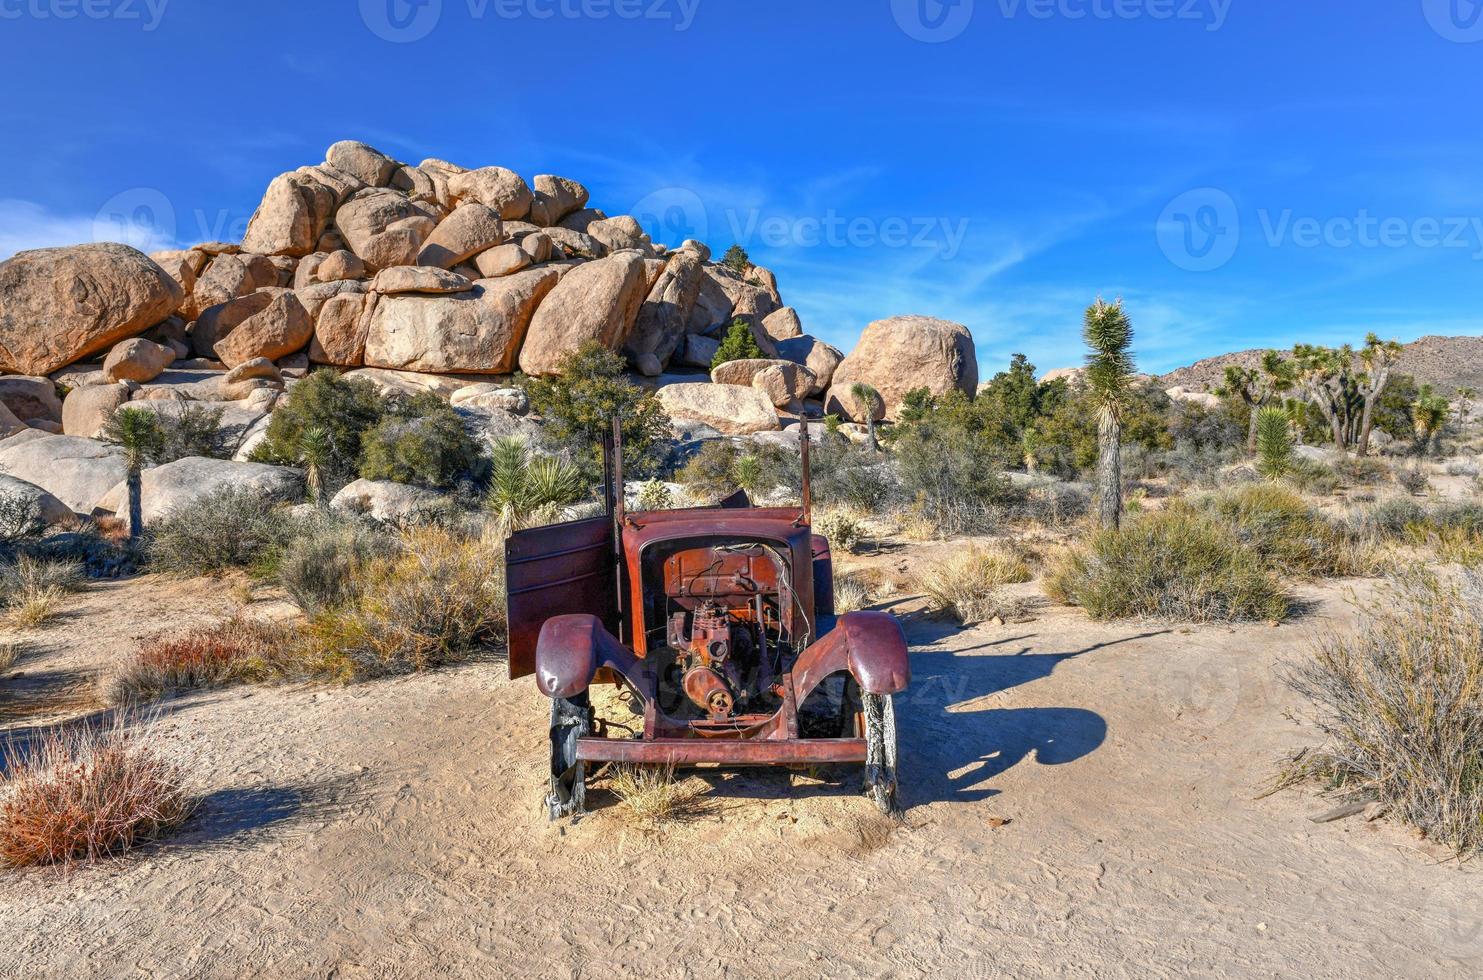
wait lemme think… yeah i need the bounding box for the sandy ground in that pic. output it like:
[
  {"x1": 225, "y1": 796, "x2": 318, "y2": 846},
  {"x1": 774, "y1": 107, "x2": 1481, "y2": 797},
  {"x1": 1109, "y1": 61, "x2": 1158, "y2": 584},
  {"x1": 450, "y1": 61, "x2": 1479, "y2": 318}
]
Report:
[{"x1": 0, "y1": 574, "x2": 1479, "y2": 979}]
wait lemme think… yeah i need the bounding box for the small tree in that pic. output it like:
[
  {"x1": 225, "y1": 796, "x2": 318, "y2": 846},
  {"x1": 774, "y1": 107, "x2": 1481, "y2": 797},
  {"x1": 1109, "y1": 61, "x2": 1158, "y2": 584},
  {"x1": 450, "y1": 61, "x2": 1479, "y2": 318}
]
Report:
[
  {"x1": 1412, "y1": 385, "x2": 1449, "y2": 456},
  {"x1": 1218, "y1": 351, "x2": 1294, "y2": 453},
  {"x1": 721, "y1": 244, "x2": 750, "y2": 274},
  {"x1": 100, "y1": 408, "x2": 166, "y2": 539},
  {"x1": 1254, "y1": 407, "x2": 1295, "y2": 479},
  {"x1": 1082, "y1": 298, "x2": 1136, "y2": 530},
  {"x1": 711, "y1": 317, "x2": 765, "y2": 369},
  {"x1": 850, "y1": 381, "x2": 882, "y2": 453}
]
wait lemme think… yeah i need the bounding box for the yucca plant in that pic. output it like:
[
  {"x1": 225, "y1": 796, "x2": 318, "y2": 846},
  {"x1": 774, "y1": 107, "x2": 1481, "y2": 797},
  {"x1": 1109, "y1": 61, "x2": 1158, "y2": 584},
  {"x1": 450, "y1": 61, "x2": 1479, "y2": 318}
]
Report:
[
  {"x1": 850, "y1": 381, "x2": 882, "y2": 452},
  {"x1": 100, "y1": 407, "x2": 166, "y2": 539},
  {"x1": 298, "y1": 426, "x2": 332, "y2": 506},
  {"x1": 486, "y1": 438, "x2": 586, "y2": 535},
  {"x1": 1413, "y1": 384, "x2": 1450, "y2": 456},
  {"x1": 1082, "y1": 299, "x2": 1136, "y2": 530},
  {"x1": 1254, "y1": 406, "x2": 1295, "y2": 480}
]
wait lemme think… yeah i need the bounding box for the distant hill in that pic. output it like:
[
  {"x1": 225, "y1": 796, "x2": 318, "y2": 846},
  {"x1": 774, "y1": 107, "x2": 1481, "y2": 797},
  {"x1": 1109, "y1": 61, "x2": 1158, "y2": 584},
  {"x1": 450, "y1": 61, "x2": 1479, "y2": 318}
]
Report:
[{"x1": 1156, "y1": 335, "x2": 1483, "y2": 394}]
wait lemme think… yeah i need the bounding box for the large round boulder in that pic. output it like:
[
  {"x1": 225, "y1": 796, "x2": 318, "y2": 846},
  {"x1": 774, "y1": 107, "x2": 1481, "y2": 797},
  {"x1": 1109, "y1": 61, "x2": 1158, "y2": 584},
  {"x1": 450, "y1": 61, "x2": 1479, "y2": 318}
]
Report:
[
  {"x1": 448, "y1": 167, "x2": 533, "y2": 220},
  {"x1": 0, "y1": 474, "x2": 73, "y2": 527},
  {"x1": 528, "y1": 175, "x2": 590, "y2": 227},
  {"x1": 655, "y1": 382, "x2": 781, "y2": 435},
  {"x1": 0, "y1": 376, "x2": 63, "y2": 424},
  {"x1": 209, "y1": 289, "x2": 313, "y2": 368},
  {"x1": 518, "y1": 253, "x2": 649, "y2": 376},
  {"x1": 831, "y1": 315, "x2": 977, "y2": 419},
  {"x1": 363, "y1": 268, "x2": 559, "y2": 374},
  {"x1": 0, "y1": 433, "x2": 129, "y2": 514},
  {"x1": 102, "y1": 337, "x2": 175, "y2": 383},
  {"x1": 711, "y1": 358, "x2": 814, "y2": 409},
  {"x1": 416, "y1": 204, "x2": 506, "y2": 269},
  {"x1": 776, "y1": 336, "x2": 844, "y2": 396},
  {"x1": 330, "y1": 478, "x2": 442, "y2": 524},
  {"x1": 0, "y1": 243, "x2": 183, "y2": 375},
  {"x1": 625, "y1": 249, "x2": 705, "y2": 373},
  {"x1": 97, "y1": 457, "x2": 302, "y2": 525}
]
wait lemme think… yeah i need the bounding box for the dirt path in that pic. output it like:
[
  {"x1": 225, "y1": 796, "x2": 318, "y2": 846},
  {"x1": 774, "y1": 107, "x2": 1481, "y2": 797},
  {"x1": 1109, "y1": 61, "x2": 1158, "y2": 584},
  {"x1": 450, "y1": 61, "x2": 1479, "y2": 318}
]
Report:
[{"x1": 0, "y1": 577, "x2": 1477, "y2": 979}]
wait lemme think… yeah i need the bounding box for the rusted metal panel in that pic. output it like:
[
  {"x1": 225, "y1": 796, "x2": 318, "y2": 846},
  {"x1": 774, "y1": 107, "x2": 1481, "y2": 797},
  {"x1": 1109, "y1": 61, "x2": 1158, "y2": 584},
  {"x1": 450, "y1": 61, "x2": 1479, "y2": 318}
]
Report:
[
  {"x1": 575, "y1": 736, "x2": 867, "y2": 765},
  {"x1": 505, "y1": 517, "x2": 618, "y2": 679}
]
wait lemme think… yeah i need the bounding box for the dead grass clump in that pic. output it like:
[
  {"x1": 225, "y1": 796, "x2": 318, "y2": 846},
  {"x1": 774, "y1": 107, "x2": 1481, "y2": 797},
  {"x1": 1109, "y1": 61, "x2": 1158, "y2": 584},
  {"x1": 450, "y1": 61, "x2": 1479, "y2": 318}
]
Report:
[
  {"x1": 816, "y1": 508, "x2": 864, "y2": 554},
  {"x1": 301, "y1": 525, "x2": 506, "y2": 681},
  {"x1": 1279, "y1": 571, "x2": 1483, "y2": 856},
  {"x1": 914, "y1": 545, "x2": 1033, "y2": 625},
  {"x1": 105, "y1": 619, "x2": 295, "y2": 704},
  {"x1": 0, "y1": 642, "x2": 18, "y2": 674},
  {"x1": 0, "y1": 556, "x2": 86, "y2": 629},
  {"x1": 833, "y1": 571, "x2": 874, "y2": 614},
  {"x1": 1046, "y1": 505, "x2": 1290, "y2": 623},
  {"x1": 0, "y1": 718, "x2": 193, "y2": 869},
  {"x1": 607, "y1": 763, "x2": 712, "y2": 827}
]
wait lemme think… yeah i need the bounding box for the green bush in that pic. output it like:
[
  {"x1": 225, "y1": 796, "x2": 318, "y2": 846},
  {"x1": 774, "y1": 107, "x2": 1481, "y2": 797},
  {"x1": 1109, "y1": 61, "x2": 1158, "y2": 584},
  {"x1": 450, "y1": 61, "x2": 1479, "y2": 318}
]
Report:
[
  {"x1": 153, "y1": 404, "x2": 230, "y2": 463},
  {"x1": 251, "y1": 370, "x2": 385, "y2": 491},
  {"x1": 359, "y1": 393, "x2": 487, "y2": 490},
  {"x1": 148, "y1": 487, "x2": 295, "y2": 576},
  {"x1": 526, "y1": 342, "x2": 673, "y2": 480},
  {"x1": 1200, "y1": 483, "x2": 1364, "y2": 578},
  {"x1": 1046, "y1": 504, "x2": 1290, "y2": 622},
  {"x1": 711, "y1": 318, "x2": 764, "y2": 368},
  {"x1": 721, "y1": 244, "x2": 750, "y2": 274}
]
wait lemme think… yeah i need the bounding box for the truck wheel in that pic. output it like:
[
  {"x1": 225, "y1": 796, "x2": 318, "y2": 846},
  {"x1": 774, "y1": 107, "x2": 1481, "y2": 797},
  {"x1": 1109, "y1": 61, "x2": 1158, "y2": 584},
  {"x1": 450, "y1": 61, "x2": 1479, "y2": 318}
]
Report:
[
  {"x1": 861, "y1": 692, "x2": 900, "y2": 815},
  {"x1": 547, "y1": 694, "x2": 590, "y2": 821}
]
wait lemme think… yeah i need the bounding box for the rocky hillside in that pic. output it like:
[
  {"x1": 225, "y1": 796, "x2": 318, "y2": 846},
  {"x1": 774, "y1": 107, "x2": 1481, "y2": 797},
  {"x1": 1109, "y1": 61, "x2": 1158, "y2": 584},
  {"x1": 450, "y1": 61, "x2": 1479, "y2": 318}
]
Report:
[
  {"x1": 0, "y1": 140, "x2": 978, "y2": 525},
  {"x1": 1159, "y1": 335, "x2": 1483, "y2": 393}
]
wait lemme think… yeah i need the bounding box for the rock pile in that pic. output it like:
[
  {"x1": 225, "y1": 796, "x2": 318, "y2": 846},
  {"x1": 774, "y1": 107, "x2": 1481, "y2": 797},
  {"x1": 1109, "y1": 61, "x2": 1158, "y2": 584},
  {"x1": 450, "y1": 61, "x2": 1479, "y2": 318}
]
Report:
[{"x1": 0, "y1": 139, "x2": 979, "y2": 523}]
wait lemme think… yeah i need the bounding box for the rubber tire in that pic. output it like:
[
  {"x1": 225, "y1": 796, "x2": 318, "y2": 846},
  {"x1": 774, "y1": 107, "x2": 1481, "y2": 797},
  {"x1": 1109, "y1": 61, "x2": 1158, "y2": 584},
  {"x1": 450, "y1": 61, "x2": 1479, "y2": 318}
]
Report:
[
  {"x1": 862, "y1": 691, "x2": 900, "y2": 815},
  {"x1": 547, "y1": 695, "x2": 590, "y2": 821}
]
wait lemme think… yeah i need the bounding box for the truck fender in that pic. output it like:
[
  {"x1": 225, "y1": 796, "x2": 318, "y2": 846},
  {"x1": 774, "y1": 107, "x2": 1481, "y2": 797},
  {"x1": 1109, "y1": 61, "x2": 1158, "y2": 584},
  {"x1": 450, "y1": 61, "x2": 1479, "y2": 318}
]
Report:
[
  {"x1": 792, "y1": 611, "x2": 911, "y2": 702},
  {"x1": 534, "y1": 614, "x2": 650, "y2": 700}
]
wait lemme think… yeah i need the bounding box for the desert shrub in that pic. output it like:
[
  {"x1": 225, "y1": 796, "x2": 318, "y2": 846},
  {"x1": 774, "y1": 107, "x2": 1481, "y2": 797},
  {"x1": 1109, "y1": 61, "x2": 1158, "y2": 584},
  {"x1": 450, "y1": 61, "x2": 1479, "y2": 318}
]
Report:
[
  {"x1": 1200, "y1": 484, "x2": 1364, "y2": 578},
  {"x1": 1332, "y1": 455, "x2": 1392, "y2": 486},
  {"x1": 0, "y1": 557, "x2": 85, "y2": 628},
  {"x1": 251, "y1": 369, "x2": 385, "y2": 491},
  {"x1": 0, "y1": 493, "x2": 47, "y2": 548},
  {"x1": 276, "y1": 512, "x2": 399, "y2": 614},
  {"x1": 1282, "y1": 459, "x2": 1341, "y2": 496},
  {"x1": 301, "y1": 525, "x2": 506, "y2": 680},
  {"x1": 676, "y1": 440, "x2": 798, "y2": 503},
  {"x1": 893, "y1": 421, "x2": 1015, "y2": 534},
  {"x1": 1280, "y1": 571, "x2": 1483, "y2": 855},
  {"x1": 998, "y1": 478, "x2": 1092, "y2": 528},
  {"x1": 151, "y1": 404, "x2": 230, "y2": 463},
  {"x1": 105, "y1": 619, "x2": 296, "y2": 704},
  {"x1": 359, "y1": 393, "x2": 487, "y2": 491},
  {"x1": 832, "y1": 571, "x2": 874, "y2": 614},
  {"x1": 1447, "y1": 460, "x2": 1480, "y2": 478},
  {"x1": 0, "y1": 718, "x2": 193, "y2": 868},
  {"x1": 711, "y1": 317, "x2": 764, "y2": 368},
  {"x1": 816, "y1": 509, "x2": 864, "y2": 553},
  {"x1": 1340, "y1": 496, "x2": 1427, "y2": 542},
  {"x1": 147, "y1": 486, "x2": 294, "y2": 576},
  {"x1": 1046, "y1": 505, "x2": 1290, "y2": 622},
  {"x1": 526, "y1": 342, "x2": 672, "y2": 480},
  {"x1": 635, "y1": 479, "x2": 676, "y2": 511},
  {"x1": 914, "y1": 545, "x2": 1033, "y2": 625},
  {"x1": 608, "y1": 763, "x2": 712, "y2": 827},
  {"x1": 0, "y1": 642, "x2": 17, "y2": 673},
  {"x1": 721, "y1": 244, "x2": 750, "y2": 274},
  {"x1": 1397, "y1": 465, "x2": 1430, "y2": 495}
]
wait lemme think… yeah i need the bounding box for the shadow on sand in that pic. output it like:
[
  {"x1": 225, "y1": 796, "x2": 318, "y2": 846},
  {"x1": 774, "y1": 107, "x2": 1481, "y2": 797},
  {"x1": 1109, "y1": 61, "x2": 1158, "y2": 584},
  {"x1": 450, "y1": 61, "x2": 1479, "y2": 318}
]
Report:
[{"x1": 895, "y1": 619, "x2": 1171, "y2": 806}]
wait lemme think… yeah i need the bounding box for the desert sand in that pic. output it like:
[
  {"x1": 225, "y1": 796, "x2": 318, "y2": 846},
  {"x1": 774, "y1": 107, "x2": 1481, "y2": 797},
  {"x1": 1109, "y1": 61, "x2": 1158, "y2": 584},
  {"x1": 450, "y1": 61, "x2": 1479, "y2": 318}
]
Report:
[{"x1": 0, "y1": 575, "x2": 1478, "y2": 979}]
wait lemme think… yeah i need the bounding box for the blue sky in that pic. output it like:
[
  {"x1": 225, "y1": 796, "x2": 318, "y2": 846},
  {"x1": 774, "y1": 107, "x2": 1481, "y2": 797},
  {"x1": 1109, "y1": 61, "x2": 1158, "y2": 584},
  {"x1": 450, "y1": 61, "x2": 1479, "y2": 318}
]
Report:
[{"x1": 2, "y1": 0, "x2": 1481, "y2": 376}]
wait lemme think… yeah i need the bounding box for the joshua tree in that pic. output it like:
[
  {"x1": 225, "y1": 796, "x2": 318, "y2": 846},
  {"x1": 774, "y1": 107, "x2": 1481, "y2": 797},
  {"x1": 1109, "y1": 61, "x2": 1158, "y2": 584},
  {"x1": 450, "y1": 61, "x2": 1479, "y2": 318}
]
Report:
[
  {"x1": 1455, "y1": 386, "x2": 1476, "y2": 427},
  {"x1": 1082, "y1": 298, "x2": 1136, "y2": 530},
  {"x1": 850, "y1": 381, "x2": 882, "y2": 453},
  {"x1": 1412, "y1": 385, "x2": 1450, "y2": 456},
  {"x1": 1218, "y1": 351, "x2": 1294, "y2": 454},
  {"x1": 1254, "y1": 406, "x2": 1295, "y2": 479},
  {"x1": 298, "y1": 426, "x2": 331, "y2": 506},
  {"x1": 99, "y1": 408, "x2": 165, "y2": 539},
  {"x1": 1356, "y1": 333, "x2": 1403, "y2": 456},
  {"x1": 1291, "y1": 334, "x2": 1401, "y2": 455}
]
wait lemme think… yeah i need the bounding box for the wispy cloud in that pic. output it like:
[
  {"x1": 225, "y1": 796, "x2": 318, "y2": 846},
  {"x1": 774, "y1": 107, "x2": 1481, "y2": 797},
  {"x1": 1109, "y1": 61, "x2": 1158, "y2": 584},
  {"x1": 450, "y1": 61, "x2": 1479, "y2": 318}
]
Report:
[{"x1": 0, "y1": 199, "x2": 130, "y2": 259}]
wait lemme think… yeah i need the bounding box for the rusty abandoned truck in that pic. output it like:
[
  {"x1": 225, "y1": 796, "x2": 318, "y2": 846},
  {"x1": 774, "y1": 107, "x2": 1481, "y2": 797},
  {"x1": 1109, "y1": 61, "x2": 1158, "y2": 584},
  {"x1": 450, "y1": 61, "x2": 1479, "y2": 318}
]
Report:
[{"x1": 505, "y1": 424, "x2": 911, "y2": 819}]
